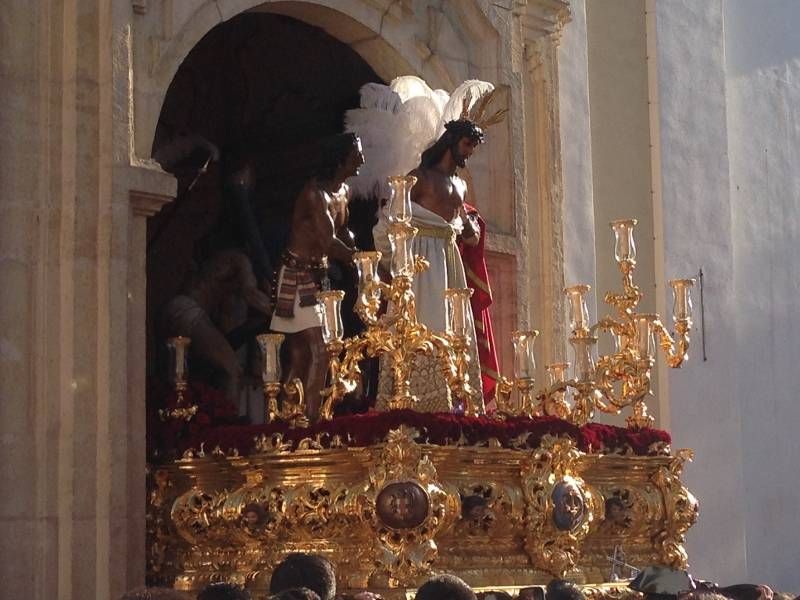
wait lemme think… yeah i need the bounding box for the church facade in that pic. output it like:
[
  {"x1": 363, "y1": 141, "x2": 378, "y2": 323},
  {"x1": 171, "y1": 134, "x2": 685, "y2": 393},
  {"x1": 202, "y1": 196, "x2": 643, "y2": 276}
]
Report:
[{"x1": 1, "y1": 0, "x2": 798, "y2": 597}]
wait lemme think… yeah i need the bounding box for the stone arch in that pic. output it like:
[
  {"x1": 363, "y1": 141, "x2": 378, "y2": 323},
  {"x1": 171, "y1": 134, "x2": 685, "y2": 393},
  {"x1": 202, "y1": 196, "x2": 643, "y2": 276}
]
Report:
[
  {"x1": 126, "y1": 0, "x2": 564, "y2": 405},
  {"x1": 135, "y1": 0, "x2": 468, "y2": 159}
]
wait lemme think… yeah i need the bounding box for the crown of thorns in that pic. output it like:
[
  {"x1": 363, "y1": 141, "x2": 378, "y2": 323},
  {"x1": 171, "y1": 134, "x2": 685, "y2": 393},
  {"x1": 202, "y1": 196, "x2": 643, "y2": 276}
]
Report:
[{"x1": 444, "y1": 119, "x2": 485, "y2": 143}]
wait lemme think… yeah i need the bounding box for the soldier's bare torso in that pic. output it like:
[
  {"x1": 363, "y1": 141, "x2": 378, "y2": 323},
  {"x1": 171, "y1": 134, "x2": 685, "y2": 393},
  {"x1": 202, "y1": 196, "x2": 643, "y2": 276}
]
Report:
[{"x1": 286, "y1": 180, "x2": 336, "y2": 261}]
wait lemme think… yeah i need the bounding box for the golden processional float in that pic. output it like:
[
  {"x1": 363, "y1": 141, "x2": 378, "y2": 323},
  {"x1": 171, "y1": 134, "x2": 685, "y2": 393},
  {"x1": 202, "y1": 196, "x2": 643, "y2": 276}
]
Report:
[{"x1": 147, "y1": 176, "x2": 699, "y2": 599}]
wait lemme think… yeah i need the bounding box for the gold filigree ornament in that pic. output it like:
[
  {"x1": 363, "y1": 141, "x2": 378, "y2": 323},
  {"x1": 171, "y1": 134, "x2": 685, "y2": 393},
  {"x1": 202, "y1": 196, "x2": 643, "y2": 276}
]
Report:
[
  {"x1": 521, "y1": 436, "x2": 599, "y2": 578},
  {"x1": 366, "y1": 426, "x2": 460, "y2": 587},
  {"x1": 256, "y1": 333, "x2": 309, "y2": 427},
  {"x1": 651, "y1": 449, "x2": 698, "y2": 568},
  {"x1": 492, "y1": 219, "x2": 695, "y2": 430},
  {"x1": 146, "y1": 467, "x2": 181, "y2": 583},
  {"x1": 318, "y1": 176, "x2": 479, "y2": 419}
]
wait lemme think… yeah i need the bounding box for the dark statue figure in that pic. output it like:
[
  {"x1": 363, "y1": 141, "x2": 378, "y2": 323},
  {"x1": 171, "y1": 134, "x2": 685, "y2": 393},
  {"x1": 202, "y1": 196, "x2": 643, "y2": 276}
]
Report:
[
  {"x1": 160, "y1": 249, "x2": 272, "y2": 403},
  {"x1": 269, "y1": 133, "x2": 364, "y2": 421}
]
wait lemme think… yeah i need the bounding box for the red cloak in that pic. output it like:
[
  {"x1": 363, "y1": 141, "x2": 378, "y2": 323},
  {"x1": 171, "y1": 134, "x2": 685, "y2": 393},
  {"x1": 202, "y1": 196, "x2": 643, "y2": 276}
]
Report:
[{"x1": 458, "y1": 204, "x2": 500, "y2": 408}]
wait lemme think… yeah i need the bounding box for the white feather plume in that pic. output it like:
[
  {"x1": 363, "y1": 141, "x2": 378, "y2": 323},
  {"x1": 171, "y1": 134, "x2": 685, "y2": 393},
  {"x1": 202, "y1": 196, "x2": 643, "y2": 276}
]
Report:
[
  {"x1": 344, "y1": 76, "x2": 495, "y2": 199},
  {"x1": 440, "y1": 79, "x2": 495, "y2": 125}
]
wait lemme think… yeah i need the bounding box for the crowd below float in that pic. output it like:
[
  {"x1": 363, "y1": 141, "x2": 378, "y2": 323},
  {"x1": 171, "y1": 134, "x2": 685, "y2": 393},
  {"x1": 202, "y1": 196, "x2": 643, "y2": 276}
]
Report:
[{"x1": 121, "y1": 553, "x2": 797, "y2": 600}]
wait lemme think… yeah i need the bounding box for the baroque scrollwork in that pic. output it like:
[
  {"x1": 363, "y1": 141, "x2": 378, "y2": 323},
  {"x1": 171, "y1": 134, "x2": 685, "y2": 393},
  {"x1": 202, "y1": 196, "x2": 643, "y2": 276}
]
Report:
[
  {"x1": 146, "y1": 431, "x2": 698, "y2": 594},
  {"x1": 366, "y1": 426, "x2": 459, "y2": 587},
  {"x1": 521, "y1": 436, "x2": 598, "y2": 577},
  {"x1": 651, "y1": 449, "x2": 698, "y2": 568}
]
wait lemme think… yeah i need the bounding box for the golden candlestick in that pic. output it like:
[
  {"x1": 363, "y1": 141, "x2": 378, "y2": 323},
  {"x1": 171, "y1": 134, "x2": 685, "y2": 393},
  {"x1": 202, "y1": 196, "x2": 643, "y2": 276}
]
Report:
[
  {"x1": 319, "y1": 176, "x2": 477, "y2": 419},
  {"x1": 542, "y1": 362, "x2": 571, "y2": 418},
  {"x1": 160, "y1": 336, "x2": 198, "y2": 421},
  {"x1": 494, "y1": 330, "x2": 539, "y2": 417},
  {"x1": 256, "y1": 333, "x2": 307, "y2": 427},
  {"x1": 493, "y1": 219, "x2": 694, "y2": 428}
]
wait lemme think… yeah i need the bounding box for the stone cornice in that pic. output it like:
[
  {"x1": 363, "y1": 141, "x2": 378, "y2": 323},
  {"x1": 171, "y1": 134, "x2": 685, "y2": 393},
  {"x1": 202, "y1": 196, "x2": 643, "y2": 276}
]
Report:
[{"x1": 512, "y1": 0, "x2": 572, "y2": 43}]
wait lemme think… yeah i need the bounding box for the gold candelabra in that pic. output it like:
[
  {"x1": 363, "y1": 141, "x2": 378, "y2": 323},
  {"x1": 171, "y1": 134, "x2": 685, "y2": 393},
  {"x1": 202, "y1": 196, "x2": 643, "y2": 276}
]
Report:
[
  {"x1": 255, "y1": 333, "x2": 308, "y2": 427},
  {"x1": 160, "y1": 336, "x2": 198, "y2": 421},
  {"x1": 316, "y1": 175, "x2": 478, "y2": 419},
  {"x1": 495, "y1": 219, "x2": 694, "y2": 428}
]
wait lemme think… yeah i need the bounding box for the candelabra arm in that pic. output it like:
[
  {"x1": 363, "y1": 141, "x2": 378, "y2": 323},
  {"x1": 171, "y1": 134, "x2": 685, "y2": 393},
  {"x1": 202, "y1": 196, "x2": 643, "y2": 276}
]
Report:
[
  {"x1": 429, "y1": 333, "x2": 477, "y2": 415},
  {"x1": 263, "y1": 381, "x2": 281, "y2": 423},
  {"x1": 413, "y1": 255, "x2": 430, "y2": 274},
  {"x1": 651, "y1": 318, "x2": 692, "y2": 368},
  {"x1": 593, "y1": 354, "x2": 626, "y2": 414},
  {"x1": 355, "y1": 280, "x2": 392, "y2": 327},
  {"x1": 570, "y1": 380, "x2": 598, "y2": 426},
  {"x1": 159, "y1": 382, "x2": 199, "y2": 422},
  {"x1": 282, "y1": 378, "x2": 308, "y2": 428},
  {"x1": 536, "y1": 380, "x2": 572, "y2": 420},
  {"x1": 320, "y1": 337, "x2": 372, "y2": 420},
  {"x1": 604, "y1": 259, "x2": 643, "y2": 316},
  {"x1": 589, "y1": 317, "x2": 627, "y2": 338},
  {"x1": 516, "y1": 378, "x2": 537, "y2": 416},
  {"x1": 493, "y1": 376, "x2": 515, "y2": 417}
]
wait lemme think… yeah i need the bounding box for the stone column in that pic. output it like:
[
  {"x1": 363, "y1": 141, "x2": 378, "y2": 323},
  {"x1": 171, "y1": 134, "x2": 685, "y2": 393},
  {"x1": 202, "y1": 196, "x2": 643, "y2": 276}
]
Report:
[
  {"x1": 0, "y1": 2, "x2": 175, "y2": 598},
  {"x1": 512, "y1": 1, "x2": 572, "y2": 369}
]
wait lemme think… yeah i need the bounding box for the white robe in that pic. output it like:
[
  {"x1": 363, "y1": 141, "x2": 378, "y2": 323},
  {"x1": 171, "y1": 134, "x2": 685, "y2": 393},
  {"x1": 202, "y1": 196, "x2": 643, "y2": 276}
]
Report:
[{"x1": 372, "y1": 203, "x2": 484, "y2": 413}]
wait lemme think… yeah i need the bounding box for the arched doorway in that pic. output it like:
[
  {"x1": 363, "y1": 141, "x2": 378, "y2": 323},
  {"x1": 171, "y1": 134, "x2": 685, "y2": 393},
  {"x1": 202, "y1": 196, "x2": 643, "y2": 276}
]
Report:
[{"x1": 145, "y1": 11, "x2": 381, "y2": 459}]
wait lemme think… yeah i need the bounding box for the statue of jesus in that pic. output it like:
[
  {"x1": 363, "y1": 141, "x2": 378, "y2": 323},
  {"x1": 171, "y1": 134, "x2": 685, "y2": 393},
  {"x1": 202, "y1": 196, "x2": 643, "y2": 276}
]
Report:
[{"x1": 373, "y1": 119, "x2": 486, "y2": 413}]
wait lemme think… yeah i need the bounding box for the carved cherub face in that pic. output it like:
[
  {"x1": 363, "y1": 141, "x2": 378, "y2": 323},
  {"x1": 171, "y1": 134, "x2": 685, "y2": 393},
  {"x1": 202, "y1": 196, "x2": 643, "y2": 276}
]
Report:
[
  {"x1": 605, "y1": 498, "x2": 629, "y2": 526},
  {"x1": 242, "y1": 503, "x2": 267, "y2": 529}
]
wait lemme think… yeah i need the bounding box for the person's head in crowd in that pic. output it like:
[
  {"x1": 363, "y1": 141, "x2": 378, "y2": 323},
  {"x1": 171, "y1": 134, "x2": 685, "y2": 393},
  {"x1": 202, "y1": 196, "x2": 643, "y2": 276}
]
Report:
[
  {"x1": 337, "y1": 592, "x2": 383, "y2": 600},
  {"x1": 415, "y1": 574, "x2": 477, "y2": 600},
  {"x1": 120, "y1": 587, "x2": 193, "y2": 600},
  {"x1": 197, "y1": 582, "x2": 252, "y2": 600},
  {"x1": 270, "y1": 553, "x2": 337, "y2": 600},
  {"x1": 629, "y1": 566, "x2": 696, "y2": 600},
  {"x1": 716, "y1": 585, "x2": 774, "y2": 600},
  {"x1": 678, "y1": 593, "x2": 731, "y2": 600},
  {"x1": 546, "y1": 580, "x2": 585, "y2": 600},
  {"x1": 269, "y1": 587, "x2": 321, "y2": 600},
  {"x1": 478, "y1": 591, "x2": 513, "y2": 600},
  {"x1": 518, "y1": 587, "x2": 545, "y2": 600}
]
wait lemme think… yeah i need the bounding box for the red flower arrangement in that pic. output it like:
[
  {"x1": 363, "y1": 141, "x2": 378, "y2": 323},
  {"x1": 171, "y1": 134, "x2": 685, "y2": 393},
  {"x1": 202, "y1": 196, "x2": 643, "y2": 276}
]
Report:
[
  {"x1": 147, "y1": 380, "x2": 671, "y2": 461},
  {"x1": 147, "y1": 378, "x2": 240, "y2": 461},
  {"x1": 166, "y1": 408, "x2": 670, "y2": 459}
]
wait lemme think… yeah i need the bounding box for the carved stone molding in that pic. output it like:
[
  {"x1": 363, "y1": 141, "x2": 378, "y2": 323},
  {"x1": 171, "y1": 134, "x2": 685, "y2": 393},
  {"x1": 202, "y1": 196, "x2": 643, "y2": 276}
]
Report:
[
  {"x1": 513, "y1": 0, "x2": 572, "y2": 43},
  {"x1": 132, "y1": 0, "x2": 147, "y2": 16},
  {"x1": 130, "y1": 190, "x2": 173, "y2": 217},
  {"x1": 118, "y1": 162, "x2": 176, "y2": 217}
]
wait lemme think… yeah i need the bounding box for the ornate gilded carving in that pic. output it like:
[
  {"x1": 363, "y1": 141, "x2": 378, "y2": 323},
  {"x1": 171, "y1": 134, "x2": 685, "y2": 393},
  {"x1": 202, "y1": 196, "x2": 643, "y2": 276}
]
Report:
[
  {"x1": 146, "y1": 431, "x2": 697, "y2": 594},
  {"x1": 367, "y1": 427, "x2": 459, "y2": 587},
  {"x1": 652, "y1": 449, "x2": 698, "y2": 569},
  {"x1": 581, "y1": 584, "x2": 644, "y2": 600},
  {"x1": 146, "y1": 467, "x2": 181, "y2": 584},
  {"x1": 521, "y1": 436, "x2": 597, "y2": 577}
]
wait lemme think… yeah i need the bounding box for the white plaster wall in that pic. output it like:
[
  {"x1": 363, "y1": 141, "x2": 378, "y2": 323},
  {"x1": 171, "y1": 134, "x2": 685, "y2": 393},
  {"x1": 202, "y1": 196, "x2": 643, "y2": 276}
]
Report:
[
  {"x1": 724, "y1": 0, "x2": 800, "y2": 591},
  {"x1": 585, "y1": 0, "x2": 656, "y2": 342},
  {"x1": 559, "y1": 0, "x2": 597, "y2": 296},
  {"x1": 650, "y1": 0, "x2": 748, "y2": 583}
]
